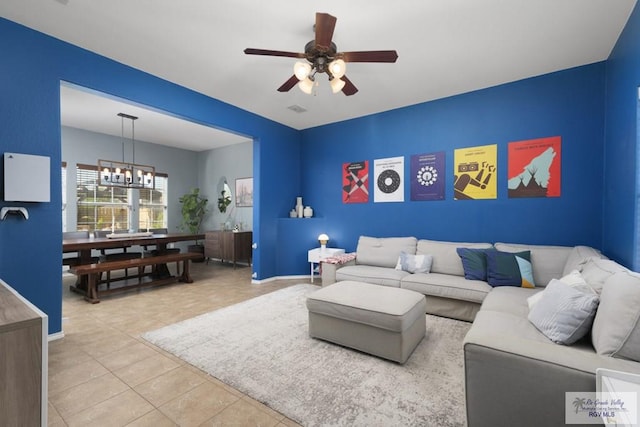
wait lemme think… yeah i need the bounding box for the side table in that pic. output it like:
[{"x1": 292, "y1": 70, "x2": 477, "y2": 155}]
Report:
[{"x1": 308, "y1": 248, "x2": 345, "y2": 283}]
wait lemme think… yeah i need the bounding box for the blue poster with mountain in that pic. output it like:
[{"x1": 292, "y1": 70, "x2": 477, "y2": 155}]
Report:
[{"x1": 410, "y1": 151, "x2": 445, "y2": 201}]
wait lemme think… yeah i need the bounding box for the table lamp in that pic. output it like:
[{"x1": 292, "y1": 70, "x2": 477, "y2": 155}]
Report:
[{"x1": 318, "y1": 233, "x2": 329, "y2": 249}]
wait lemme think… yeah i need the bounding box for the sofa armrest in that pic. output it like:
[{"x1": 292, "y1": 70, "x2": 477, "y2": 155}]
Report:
[
  {"x1": 321, "y1": 259, "x2": 355, "y2": 286},
  {"x1": 464, "y1": 317, "x2": 640, "y2": 427}
]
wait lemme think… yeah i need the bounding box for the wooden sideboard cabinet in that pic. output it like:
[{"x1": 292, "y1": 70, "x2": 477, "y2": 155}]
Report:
[
  {"x1": 0, "y1": 279, "x2": 48, "y2": 426},
  {"x1": 204, "y1": 230, "x2": 252, "y2": 268}
]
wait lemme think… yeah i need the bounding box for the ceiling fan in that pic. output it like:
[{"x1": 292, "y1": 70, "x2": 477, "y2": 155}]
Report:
[{"x1": 244, "y1": 12, "x2": 398, "y2": 96}]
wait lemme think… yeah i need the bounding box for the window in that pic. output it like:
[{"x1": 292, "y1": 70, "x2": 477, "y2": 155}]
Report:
[
  {"x1": 76, "y1": 163, "x2": 130, "y2": 231},
  {"x1": 139, "y1": 173, "x2": 168, "y2": 230}
]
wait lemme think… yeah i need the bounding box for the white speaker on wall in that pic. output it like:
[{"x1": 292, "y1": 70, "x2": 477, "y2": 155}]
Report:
[{"x1": 4, "y1": 152, "x2": 50, "y2": 202}]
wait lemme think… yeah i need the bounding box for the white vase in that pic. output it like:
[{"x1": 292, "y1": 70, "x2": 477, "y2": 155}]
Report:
[{"x1": 303, "y1": 206, "x2": 313, "y2": 218}]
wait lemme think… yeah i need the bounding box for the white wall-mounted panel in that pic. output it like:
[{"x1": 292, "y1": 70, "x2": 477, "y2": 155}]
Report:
[{"x1": 4, "y1": 152, "x2": 50, "y2": 202}]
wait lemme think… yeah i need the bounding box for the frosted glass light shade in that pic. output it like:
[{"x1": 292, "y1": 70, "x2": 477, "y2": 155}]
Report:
[
  {"x1": 318, "y1": 233, "x2": 329, "y2": 246},
  {"x1": 328, "y1": 59, "x2": 346, "y2": 79},
  {"x1": 330, "y1": 78, "x2": 345, "y2": 93},
  {"x1": 298, "y1": 78, "x2": 314, "y2": 94},
  {"x1": 294, "y1": 61, "x2": 312, "y2": 81}
]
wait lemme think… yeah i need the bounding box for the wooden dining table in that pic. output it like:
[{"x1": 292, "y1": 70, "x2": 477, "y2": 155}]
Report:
[
  {"x1": 63, "y1": 232, "x2": 205, "y2": 300},
  {"x1": 62, "y1": 232, "x2": 205, "y2": 264}
]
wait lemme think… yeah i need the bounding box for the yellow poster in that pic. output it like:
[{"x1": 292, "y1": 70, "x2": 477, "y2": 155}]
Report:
[{"x1": 453, "y1": 144, "x2": 497, "y2": 200}]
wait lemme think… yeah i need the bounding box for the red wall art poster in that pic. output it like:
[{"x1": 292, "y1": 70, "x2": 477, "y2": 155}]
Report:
[
  {"x1": 508, "y1": 136, "x2": 561, "y2": 198},
  {"x1": 342, "y1": 161, "x2": 369, "y2": 203}
]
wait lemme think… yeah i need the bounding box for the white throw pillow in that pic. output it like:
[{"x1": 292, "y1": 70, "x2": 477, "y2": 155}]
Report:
[
  {"x1": 591, "y1": 272, "x2": 640, "y2": 362},
  {"x1": 395, "y1": 252, "x2": 433, "y2": 274},
  {"x1": 527, "y1": 270, "x2": 594, "y2": 310},
  {"x1": 528, "y1": 279, "x2": 600, "y2": 345}
]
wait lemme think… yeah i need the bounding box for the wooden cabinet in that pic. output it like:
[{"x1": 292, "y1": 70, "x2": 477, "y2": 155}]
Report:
[
  {"x1": 204, "y1": 231, "x2": 252, "y2": 268},
  {"x1": 0, "y1": 279, "x2": 48, "y2": 426}
]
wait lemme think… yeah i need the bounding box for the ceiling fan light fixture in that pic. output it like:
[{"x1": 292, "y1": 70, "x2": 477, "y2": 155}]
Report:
[
  {"x1": 330, "y1": 77, "x2": 345, "y2": 94},
  {"x1": 294, "y1": 61, "x2": 312, "y2": 81},
  {"x1": 298, "y1": 77, "x2": 314, "y2": 94},
  {"x1": 328, "y1": 59, "x2": 346, "y2": 79}
]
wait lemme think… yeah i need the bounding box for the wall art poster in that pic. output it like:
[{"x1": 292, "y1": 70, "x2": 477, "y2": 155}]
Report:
[
  {"x1": 235, "y1": 177, "x2": 253, "y2": 207},
  {"x1": 342, "y1": 161, "x2": 369, "y2": 203},
  {"x1": 453, "y1": 144, "x2": 497, "y2": 200},
  {"x1": 410, "y1": 152, "x2": 445, "y2": 201},
  {"x1": 508, "y1": 136, "x2": 561, "y2": 198},
  {"x1": 374, "y1": 156, "x2": 404, "y2": 203}
]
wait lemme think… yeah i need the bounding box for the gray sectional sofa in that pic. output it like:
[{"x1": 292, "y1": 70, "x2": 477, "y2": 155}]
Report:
[
  {"x1": 322, "y1": 236, "x2": 602, "y2": 322},
  {"x1": 321, "y1": 235, "x2": 640, "y2": 426}
]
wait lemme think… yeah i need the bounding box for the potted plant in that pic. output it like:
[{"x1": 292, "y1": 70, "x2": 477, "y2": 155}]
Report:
[{"x1": 179, "y1": 188, "x2": 208, "y2": 261}]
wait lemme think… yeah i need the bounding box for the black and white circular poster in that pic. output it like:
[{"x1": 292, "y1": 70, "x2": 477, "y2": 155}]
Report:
[{"x1": 374, "y1": 156, "x2": 404, "y2": 202}]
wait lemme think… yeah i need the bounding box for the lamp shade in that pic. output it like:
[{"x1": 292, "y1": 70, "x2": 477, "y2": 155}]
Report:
[
  {"x1": 330, "y1": 78, "x2": 345, "y2": 94},
  {"x1": 318, "y1": 233, "x2": 329, "y2": 247},
  {"x1": 298, "y1": 77, "x2": 314, "y2": 94},
  {"x1": 294, "y1": 61, "x2": 312, "y2": 81},
  {"x1": 328, "y1": 59, "x2": 346, "y2": 79}
]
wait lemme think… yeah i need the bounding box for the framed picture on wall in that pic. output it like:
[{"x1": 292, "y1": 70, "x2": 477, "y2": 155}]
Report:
[{"x1": 235, "y1": 177, "x2": 253, "y2": 207}]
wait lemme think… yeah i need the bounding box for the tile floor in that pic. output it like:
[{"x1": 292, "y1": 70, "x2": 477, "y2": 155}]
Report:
[{"x1": 49, "y1": 261, "x2": 307, "y2": 426}]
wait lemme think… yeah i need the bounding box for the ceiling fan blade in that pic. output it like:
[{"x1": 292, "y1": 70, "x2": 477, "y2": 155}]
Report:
[
  {"x1": 341, "y1": 75, "x2": 358, "y2": 96},
  {"x1": 244, "y1": 48, "x2": 305, "y2": 59},
  {"x1": 341, "y1": 50, "x2": 398, "y2": 63},
  {"x1": 315, "y1": 13, "x2": 337, "y2": 50},
  {"x1": 277, "y1": 75, "x2": 300, "y2": 92}
]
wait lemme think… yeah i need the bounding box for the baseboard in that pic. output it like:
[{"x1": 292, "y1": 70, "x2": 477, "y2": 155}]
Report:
[
  {"x1": 48, "y1": 331, "x2": 65, "y2": 341},
  {"x1": 251, "y1": 274, "x2": 310, "y2": 284}
]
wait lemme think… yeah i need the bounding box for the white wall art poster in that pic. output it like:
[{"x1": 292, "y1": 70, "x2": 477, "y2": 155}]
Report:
[{"x1": 374, "y1": 156, "x2": 404, "y2": 203}]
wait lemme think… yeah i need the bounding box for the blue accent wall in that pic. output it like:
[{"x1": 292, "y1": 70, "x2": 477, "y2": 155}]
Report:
[
  {"x1": 3, "y1": 4, "x2": 640, "y2": 334},
  {"x1": 603, "y1": 2, "x2": 640, "y2": 269},
  {"x1": 0, "y1": 18, "x2": 299, "y2": 334},
  {"x1": 278, "y1": 64, "x2": 607, "y2": 275}
]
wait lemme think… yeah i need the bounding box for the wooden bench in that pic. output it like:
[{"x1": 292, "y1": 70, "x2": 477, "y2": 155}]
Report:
[{"x1": 69, "y1": 252, "x2": 202, "y2": 303}]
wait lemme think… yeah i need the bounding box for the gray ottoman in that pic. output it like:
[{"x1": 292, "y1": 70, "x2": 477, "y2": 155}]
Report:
[{"x1": 306, "y1": 280, "x2": 427, "y2": 364}]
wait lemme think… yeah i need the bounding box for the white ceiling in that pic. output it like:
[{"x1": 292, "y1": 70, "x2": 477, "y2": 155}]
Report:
[
  {"x1": 60, "y1": 84, "x2": 251, "y2": 152},
  {"x1": 1, "y1": 0, "x2": 637, "y2": 148}
]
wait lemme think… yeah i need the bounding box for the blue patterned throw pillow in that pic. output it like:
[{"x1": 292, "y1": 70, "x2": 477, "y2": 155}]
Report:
[
  {"x1": 456, "y1": 248, "x2": 492, "y2": 281},
  {"x1": 486, "y1": 250, "x2": 535, "y2": 288}
]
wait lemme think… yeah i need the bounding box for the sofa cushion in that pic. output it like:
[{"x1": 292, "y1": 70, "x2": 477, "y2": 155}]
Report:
[
  {"x1": 494, "y1": 242, "x2": 571, "y2": 287},
  {"x1": 592, "y1": 272, "x2": 640, "y2": 362},
  {"x1": 579, "y1": 258, "x2": 629, "y2": 294},
  {"x1": 456, "y1": 247, "x2": 491, "y2": 281},
  {"x1": 395, "y1": 252, "x2": 433, "y2": 274},
  {"x1": 417, "y1": 239, "x2": 493, "y2": 276},
  {"x1": 356, "y1": 236, "x2": 417, "y2": 268},
  {"x1": 480, "y1": 286, "x2": 540, "y2": 318},
  {"x1": 336, "y1": 265, "x2": 409, "y2": 287},
  {"x1": 562, "y1": 245, "x2": 605, "y2": 276},
  {"x1": 527, "y1": 279, "x2": 599, "y2": 345},
  {"x1": 400, "y1": 272, "x2": 492, "y2": 304},
  {"x1": 486, "y1": 250, "x2": 535, "y2": 288}
]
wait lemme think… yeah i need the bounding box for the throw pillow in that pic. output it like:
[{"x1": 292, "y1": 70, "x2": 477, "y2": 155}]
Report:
[
  {"x1": 528, "y1": 279, "x2": 600, "y2": 345},
  {"x1": 591, "y1": 272, "x2": 640, "y2": 362},
  {"x1": 395, "y1": 252, "x2": 433, "y2": 274},
  {"x1": 486, "y1": 250, "x2": 535, "y2": 288},
  {"x1": 456, "y1": 247, "x2": 492, "y2": 281},
  {"x1": 527, "y1": 270, "x2": 594, "y2": 310}
]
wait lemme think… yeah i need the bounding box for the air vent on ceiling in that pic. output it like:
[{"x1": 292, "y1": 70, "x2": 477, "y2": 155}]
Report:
[{"x1": 287, "y1": 105, "x2": 307, "y2": 113}]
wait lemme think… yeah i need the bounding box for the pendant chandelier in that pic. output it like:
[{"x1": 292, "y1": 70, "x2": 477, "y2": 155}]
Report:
[{"x1": 98, "y1": 113, "x2": 155, "y2": 190}]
